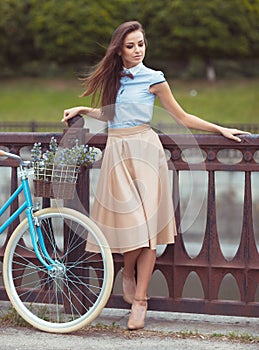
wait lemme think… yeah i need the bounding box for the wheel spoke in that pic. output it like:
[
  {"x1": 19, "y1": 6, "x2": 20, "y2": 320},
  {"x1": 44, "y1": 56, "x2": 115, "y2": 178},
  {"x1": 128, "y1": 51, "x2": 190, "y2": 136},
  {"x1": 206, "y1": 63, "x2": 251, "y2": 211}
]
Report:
[{"x1": 3, "y1": 208, "x2": 113, "y2": 333}]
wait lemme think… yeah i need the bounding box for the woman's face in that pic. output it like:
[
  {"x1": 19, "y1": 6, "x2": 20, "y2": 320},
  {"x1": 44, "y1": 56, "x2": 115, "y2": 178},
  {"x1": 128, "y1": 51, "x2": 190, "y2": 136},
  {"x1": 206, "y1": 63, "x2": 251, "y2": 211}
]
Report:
[{"x1": 120, "y1": 30, "x2": 146, "y2": 68}]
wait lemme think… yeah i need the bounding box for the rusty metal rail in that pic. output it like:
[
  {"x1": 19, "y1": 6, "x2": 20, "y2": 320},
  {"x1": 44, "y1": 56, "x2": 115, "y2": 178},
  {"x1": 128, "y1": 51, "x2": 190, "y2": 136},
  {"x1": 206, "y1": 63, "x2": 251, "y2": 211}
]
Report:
[{"x1": 0, "y1": 130, "x2": 258, "y2": 317}]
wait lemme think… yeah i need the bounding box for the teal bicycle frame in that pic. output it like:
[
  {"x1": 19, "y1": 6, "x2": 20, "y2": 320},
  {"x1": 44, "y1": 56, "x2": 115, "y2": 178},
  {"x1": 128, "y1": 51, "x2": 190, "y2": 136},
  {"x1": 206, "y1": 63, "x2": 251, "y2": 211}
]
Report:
[{"x1": 0, "y1": 151, "x2": 56, "y2": 270}]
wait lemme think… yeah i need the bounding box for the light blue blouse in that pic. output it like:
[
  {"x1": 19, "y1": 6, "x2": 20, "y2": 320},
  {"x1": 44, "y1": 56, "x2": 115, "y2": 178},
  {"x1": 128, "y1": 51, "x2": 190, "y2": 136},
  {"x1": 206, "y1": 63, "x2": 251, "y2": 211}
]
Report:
[{"x1": 108, "y1": 63, "x2": 166, "y2": 129}]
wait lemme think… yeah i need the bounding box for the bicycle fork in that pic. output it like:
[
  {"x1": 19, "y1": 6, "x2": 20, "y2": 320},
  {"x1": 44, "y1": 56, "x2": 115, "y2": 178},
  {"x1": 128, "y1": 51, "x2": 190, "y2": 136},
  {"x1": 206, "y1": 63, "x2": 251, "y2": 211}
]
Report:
[{"x1": 22, "y1": 176, "x2": 63, "y2": 274}]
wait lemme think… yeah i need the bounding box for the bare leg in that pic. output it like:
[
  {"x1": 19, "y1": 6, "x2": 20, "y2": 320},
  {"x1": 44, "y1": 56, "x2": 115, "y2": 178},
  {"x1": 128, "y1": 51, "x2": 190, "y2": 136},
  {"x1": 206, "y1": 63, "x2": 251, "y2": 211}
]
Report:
[
  {"x1": 135, "y1": 248, "x2": 156, "y2": 299},
  {"x1": 123, "y1": 247, "x2": 156, "y2": 299},
  {"x1": 121, "y1": 249, "x2": 141, "y2": 304},
  {"x1": 123, "y1": 248, "x2": 141, "y2": 276},
  {"x1": 127, "y1": 247, "x2": 156, "y2": 330}
]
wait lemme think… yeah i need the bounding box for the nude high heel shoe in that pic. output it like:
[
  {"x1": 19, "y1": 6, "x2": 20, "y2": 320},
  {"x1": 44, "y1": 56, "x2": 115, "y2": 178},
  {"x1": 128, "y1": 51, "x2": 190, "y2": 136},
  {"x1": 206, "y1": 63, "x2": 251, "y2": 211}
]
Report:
[
  {"x1": 121, "y1": 268, "x2": 136, "y2": 304},
  {"x1": 127, "y1": 297, "x2": 148, "y2": 330}
]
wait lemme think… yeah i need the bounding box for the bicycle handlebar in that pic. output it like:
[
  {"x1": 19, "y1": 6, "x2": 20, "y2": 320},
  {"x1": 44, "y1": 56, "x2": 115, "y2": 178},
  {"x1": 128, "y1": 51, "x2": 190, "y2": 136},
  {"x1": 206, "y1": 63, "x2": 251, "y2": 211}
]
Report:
[
  {"x1": 0, "y1": 150, "x2": 21, "y2": 161},
  {"x1": 0, "y1": 150, "x2": 33, "y2": 169}
]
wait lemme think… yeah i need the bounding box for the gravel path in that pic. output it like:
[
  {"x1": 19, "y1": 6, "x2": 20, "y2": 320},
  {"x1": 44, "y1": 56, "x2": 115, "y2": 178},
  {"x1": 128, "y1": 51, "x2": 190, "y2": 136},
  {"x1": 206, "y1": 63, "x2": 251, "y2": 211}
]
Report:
[
  {"x1": 1, "y1": 304, "x2": 258, "y2": 350},
  {"x1": 1, "y1": 325, "x2": 258, "y2": 350}
]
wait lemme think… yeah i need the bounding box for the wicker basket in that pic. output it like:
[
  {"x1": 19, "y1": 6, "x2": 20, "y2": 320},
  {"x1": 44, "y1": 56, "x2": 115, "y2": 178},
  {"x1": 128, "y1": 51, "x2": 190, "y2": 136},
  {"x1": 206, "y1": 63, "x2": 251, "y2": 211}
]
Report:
[
  {"x1": 33, "y1": 163, "x2": 79, "y2": 199},
  {"x1": 33, "y1": 179, "x2": 77, "y2": 199}
]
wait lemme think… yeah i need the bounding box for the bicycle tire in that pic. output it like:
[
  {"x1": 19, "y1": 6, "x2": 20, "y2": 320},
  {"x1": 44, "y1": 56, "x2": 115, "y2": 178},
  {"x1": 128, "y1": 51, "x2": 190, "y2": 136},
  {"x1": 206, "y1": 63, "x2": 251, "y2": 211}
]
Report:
[{"x1": 3, "y1": 207, "x2": 114, "y2": 333}]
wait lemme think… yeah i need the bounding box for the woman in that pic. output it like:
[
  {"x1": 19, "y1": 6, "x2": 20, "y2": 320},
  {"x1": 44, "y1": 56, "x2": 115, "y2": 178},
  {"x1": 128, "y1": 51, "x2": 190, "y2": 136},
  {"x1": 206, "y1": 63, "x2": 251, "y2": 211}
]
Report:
[{"x1": 63, "y1": 21, "x2": 249, "y2": 330}]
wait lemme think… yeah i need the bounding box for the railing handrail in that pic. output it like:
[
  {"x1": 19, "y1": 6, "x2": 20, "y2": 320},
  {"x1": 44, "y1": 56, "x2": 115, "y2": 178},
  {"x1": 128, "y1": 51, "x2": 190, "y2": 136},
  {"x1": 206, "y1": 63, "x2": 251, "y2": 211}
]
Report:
[{"x1": 0, "y1": 121, "x2": 258, "y2": 133}]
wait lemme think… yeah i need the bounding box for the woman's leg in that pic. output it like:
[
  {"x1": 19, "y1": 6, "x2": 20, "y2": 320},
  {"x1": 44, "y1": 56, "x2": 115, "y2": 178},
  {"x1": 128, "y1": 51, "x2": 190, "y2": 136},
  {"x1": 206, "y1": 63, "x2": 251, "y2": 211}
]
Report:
[
  {"x1": 123, "y1": 248, "x2": 156, "y2": 299},
  {"x1": 127, "y1": 248, "x2": 156, "y2": 330},
  {"x1": 135, "y1": 248, "x2": 156, "y2": 299},
  {"x1": 122, "y1": 247, "x2": 156, "y2": 305},
  {"x1": 121, "y1": 249, "x2": 141, "y2": 304},
  {"x1": 123, "y1": 248, "x2": 142, "y2": 276}
]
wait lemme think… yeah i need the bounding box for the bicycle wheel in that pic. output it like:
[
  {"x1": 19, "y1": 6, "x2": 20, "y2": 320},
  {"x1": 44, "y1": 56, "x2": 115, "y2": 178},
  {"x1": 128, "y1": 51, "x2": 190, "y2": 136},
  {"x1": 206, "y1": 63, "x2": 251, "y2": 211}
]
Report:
[{"x1": 3, "y1": 207, "x2": 114, "y2": 333}]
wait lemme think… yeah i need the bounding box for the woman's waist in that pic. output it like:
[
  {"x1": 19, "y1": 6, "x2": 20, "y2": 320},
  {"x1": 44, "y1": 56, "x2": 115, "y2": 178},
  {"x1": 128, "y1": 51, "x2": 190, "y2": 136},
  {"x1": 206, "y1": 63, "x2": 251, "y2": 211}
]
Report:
[{"x1": 108, "y1": 123, "x2": 151, "y2": 136}]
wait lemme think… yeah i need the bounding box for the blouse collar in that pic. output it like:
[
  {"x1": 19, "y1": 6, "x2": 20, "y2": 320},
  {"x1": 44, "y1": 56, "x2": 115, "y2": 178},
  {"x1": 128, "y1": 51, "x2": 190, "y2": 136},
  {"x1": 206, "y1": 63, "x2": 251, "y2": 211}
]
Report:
[{"x1": 122, "y1": 62, "x2": 143, "y2": 77}]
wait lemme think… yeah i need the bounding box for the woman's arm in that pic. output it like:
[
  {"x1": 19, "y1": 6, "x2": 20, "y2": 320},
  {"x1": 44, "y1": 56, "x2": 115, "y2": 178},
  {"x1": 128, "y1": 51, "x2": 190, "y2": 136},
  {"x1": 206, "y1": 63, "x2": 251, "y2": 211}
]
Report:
[
  {"x1": 150, "y1": 82, "x2": 250, "y2": 142},
  {"x1": 62, "y1": 106, "x2": 105, "y2": 125}
]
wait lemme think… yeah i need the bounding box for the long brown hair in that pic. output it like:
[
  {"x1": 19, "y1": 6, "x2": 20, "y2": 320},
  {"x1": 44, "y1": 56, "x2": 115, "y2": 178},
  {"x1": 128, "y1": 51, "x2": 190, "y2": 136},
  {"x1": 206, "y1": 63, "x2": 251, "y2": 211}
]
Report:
[{"x1": 82, "y1": 21, "x2": 147, "y2": 121}]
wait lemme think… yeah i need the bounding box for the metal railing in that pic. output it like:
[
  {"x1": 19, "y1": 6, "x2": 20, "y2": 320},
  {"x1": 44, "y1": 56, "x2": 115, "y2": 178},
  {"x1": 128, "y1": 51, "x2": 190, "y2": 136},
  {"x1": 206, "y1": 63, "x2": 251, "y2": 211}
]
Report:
[
  {"x1": 0, "y1": 121, "x2": 63, "y2": 132},
  {"x1": 0, "y1": 128, "x2": 258, "y2": 318},
  {"x1": 154, "y1": 122, "x2": 259, "y2": 134},
  {"x1": 0, "y1": 121, "x2": 258, "y2": 134}
]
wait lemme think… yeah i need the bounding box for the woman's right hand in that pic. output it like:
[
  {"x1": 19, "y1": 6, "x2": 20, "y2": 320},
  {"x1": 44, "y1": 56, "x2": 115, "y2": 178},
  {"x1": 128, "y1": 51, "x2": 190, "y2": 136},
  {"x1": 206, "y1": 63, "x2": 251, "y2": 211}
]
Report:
[{"x1": 62, "y1": 106, "x2": 87, "y2": 126}]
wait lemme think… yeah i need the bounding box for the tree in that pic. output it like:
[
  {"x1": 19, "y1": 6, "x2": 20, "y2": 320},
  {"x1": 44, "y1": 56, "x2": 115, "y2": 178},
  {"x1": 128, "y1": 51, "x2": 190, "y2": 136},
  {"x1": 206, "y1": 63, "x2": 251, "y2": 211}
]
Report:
[
  {"x1": 0, "y1": 0, "x2": 258, "y2": 78},
  {"x1": 138, "y1": 0, "x2": 259, "y2": 80},
  {"x1": 28, "y1": 0, "x2": 138, "y2": 64},
  {"x1": 0, "y1": 0, "x2": 35, "y2": 67}
]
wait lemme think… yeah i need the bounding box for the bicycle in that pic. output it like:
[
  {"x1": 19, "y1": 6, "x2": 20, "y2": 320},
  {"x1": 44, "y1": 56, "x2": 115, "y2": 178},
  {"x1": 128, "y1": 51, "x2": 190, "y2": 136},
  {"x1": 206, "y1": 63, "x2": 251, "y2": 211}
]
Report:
[{"x1": 0, "y1": 150, "x2": 114, "y2": 333}]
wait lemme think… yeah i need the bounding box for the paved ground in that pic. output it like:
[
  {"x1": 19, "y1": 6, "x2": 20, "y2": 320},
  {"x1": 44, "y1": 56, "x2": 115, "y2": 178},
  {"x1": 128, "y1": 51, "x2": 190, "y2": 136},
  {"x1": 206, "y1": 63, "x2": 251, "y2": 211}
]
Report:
[{"x1": 1, "y1": 305, "x2": 259, "y2": 350}]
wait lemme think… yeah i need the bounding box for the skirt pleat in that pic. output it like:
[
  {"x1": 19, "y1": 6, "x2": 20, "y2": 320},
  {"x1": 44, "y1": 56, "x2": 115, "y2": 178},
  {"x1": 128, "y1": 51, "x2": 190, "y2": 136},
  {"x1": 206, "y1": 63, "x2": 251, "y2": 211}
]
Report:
[{"x1": 88, "y1": 124, "x2": 177, "y2": 253}]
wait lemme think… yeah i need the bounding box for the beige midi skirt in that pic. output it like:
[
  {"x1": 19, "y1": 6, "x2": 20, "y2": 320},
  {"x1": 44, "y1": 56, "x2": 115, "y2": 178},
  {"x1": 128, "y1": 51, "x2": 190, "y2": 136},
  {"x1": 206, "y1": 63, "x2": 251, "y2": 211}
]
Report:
[{"x1": 89, "y1": 124, "x2": 177, "y2": 254}]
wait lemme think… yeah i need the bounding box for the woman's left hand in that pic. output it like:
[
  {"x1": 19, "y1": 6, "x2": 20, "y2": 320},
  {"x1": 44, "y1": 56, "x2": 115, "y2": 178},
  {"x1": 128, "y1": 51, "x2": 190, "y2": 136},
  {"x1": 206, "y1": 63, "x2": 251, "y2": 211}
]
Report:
[{"x1": 219, "y1": 127, "x2": 251, "y2": 142}]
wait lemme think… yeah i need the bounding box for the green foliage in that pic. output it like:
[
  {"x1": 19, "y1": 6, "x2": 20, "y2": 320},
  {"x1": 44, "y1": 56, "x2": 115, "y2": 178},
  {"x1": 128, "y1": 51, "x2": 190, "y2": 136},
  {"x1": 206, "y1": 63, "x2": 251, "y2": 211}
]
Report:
[
  {"x1": 28, "y1": 0, "x2": 138, "y2": 63},
  {"x1": 0, "y1": 0, "x2": 35, "y2": 67},
  {"x1": 29, "y1": 0, "x2": 106, "y2": 63},
  {"x1": 140, "y1": 0, "x2": 259, "y2": 62},
  {"x1": 0, "y1": 0, "x2": 258, "y2": 78}
]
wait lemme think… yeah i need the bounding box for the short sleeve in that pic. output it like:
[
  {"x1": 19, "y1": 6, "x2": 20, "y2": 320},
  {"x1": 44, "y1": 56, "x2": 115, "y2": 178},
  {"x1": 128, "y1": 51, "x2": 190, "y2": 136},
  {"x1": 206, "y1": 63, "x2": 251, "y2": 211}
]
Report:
[{"x1": 149, "y1": 70, "x2": 166, "y2": 87}]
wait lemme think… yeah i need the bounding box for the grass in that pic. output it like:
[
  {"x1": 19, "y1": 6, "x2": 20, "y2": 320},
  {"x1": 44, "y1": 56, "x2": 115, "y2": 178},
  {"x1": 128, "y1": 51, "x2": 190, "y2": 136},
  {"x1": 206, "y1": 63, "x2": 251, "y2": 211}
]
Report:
[
  {"x1": 154, "y1": 78, "x2": 259, "y2": 125},
  {"x1": 0, "y1": 78, "x2": 88, "y2": 123},
  {"x1": 0, "y1": 77, "x2": 258, "y2": 126},
  {"x1": 60, "y1": 325, "x2": 259, "y2": 344},
  {"x1": 0, "y1": 306, "x2": 30, "y2": 328}
]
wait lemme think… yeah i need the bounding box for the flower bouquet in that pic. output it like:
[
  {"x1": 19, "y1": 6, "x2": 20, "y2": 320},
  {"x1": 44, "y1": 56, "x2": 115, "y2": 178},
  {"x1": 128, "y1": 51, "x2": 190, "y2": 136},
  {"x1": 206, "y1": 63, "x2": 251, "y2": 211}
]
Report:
[{"x1": 31, "y1": 137, "x2": 98, "y2": 199}]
